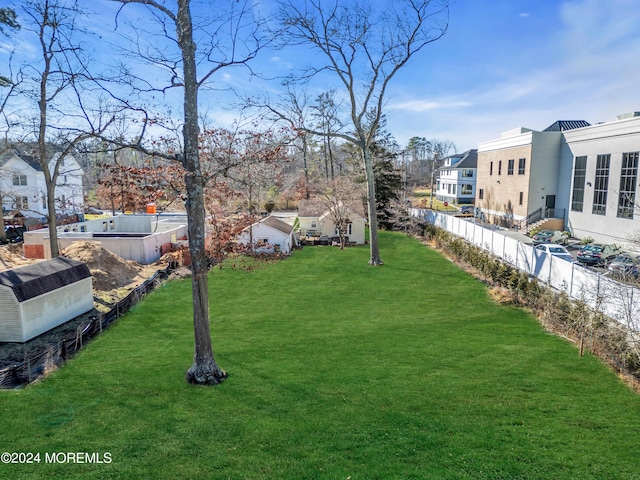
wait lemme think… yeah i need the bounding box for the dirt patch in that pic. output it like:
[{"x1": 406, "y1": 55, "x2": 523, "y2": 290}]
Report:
[{"x1": 61, "y1": 241, "x2": 162, "y2": 293}]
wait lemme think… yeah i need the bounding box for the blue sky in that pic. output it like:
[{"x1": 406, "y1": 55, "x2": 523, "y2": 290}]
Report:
[{"x1": 2, "y1": 0, "x2": 640, "y2": 153}]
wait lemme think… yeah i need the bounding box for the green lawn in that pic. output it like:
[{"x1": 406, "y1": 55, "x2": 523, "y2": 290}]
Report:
[{"x1": 2, "y1": 231, "x2": 640, "y2": 479}]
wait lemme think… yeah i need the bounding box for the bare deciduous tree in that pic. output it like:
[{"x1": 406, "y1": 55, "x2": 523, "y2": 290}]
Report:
[
  {"x1": 276, "y1": 0, "x2": 449, "y2": 265},
  {"x1": 112, "y1": 0, "x2": 266, "y2": 385},
  {"x1": 5, "y1": 0, "x2": 115, "y2": 257}
]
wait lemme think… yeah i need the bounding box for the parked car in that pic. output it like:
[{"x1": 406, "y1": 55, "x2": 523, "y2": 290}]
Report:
[
  {"x1": 576, "y1": 243, "x2": 621, "y2": 266},
  {"x1": 459, "y1": 205, "x2": 474, "y2": 215},
  {"x1": 535, "y1": 243, "x2": 574, "y2": 262},
  {"x1": 532, "y1": 229, "x2": 569, "y2": 245},
  {"x1": 3, "y1": 225, "x2": 26, "y2": 244},
  {"x1": 607, "y1": 253, "x2": 640, "y2": 278}
]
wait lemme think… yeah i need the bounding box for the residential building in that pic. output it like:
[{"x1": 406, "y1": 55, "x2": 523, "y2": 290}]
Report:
[
  {"x1": 434, "y1": 149, "x2": 478, "y2": 205},
  {"x1": 475, "y1": 121, "x2": 590, "y2": 229},
  {"x1": 297, "y1": 199, "x2": 367, "y2": 245},
  {"x1": 0, "y1": 144, "x2": 84, "y2": 220}
]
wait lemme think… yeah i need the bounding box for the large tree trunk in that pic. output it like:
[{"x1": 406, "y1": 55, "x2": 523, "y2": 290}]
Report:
[
  {"x1": 177, "y1": 0, "x2": 226, "y2": 385},
  {"x1": 46, "y1": 182, "x2": 59, "y2": 258},
  {"x1": 363, "y1": 147, "x2": 382, "y2": 265}
]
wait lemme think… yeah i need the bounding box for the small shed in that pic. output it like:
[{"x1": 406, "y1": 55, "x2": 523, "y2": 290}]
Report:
[
  {"x1": 239, "y1": 216, "x2": 295, "y2": 254},
  {"x1": 0, "y1": 257, "x2": 93, "y2": 342}
]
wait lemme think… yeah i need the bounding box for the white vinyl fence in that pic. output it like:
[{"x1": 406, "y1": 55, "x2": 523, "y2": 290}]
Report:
[{"x1": 412, "y1": 208, "x2": 640, "y2": 332}]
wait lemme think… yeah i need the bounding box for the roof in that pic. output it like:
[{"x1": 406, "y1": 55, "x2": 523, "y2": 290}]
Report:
[
  {"x1": 440, "y1": 149, "x2": 477, "y2": 170},
  {"x1": 261, "y1": 215, "x2": 294, "y2": 235},
  {"x1": 297, "y1": 199, "x2": 327, "y2": 217},
  {"x1": 542, "y1": 120, "x2": 591, "y2": 132},
  {"x1": 298, "y1": 199, "x2": 366, "y2": 218},
  {"x1": 0, "y1": 143, "x2": 65, "y2": 171},
  {"x1": 0, "y1": 256, "x2": 91, "y2": 302}
]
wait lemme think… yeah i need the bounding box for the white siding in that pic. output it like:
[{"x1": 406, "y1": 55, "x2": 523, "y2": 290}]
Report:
[
  {"x1": 19, "y1": 277, "x2": 94, "y2": 342},
  {"x1": 0, "y1": 287, "x2": 22, "y2": 342}
]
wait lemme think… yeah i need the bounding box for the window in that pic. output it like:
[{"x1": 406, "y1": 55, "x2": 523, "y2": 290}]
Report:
[
  {"x1": 592, "y1": 154, "x2": 610, "y2": 215},
  {"x1": 478, "y1": 188, "x2": 484, "y2": 200},
  {"x1": 452, "y1": 185, "x2": 456, "y2": 195},
  {"x1": 12, "y1": 174, "x2": 27, "y2": 186},
  {"x1": 461, "y1": 184, "x2": 473, "y2": 195},
  {"x1": 335, "y1": 223, "x2": 353, "y2": 236},
  {"x1": 461, "y1": 169, "x2": 473, "y2": 178},
  {"x1": 490, "y1": 162, "x2": 493, "y2": 175},
  {"x1": 498, "y1": 160, "x2": 502, "y2": 175},
  {"x1": 519, "y1": 192, "x2": 523, "y2": 206},
  {"x1": 518, "y1": 158, "x2": 526, "y2": 175},
  {"x1": 618, "y1": 152, "x2": 639, "y2": 219},
  {"x1": 571, "y1": 156, "x2": 587, "y2": 212},
  {"x1": 18, "y1": 196, "x2": 28, "y2": 209},
  {"x1": 507, "y1": 159, "x2": 514, "y2": 175}
]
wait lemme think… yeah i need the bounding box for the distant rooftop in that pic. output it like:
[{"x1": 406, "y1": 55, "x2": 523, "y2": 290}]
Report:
[{"x1": 542, "y1": 120, "x2": 591, "y2": 132}]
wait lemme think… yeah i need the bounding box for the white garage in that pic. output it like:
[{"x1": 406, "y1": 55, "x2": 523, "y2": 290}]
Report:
[{"x1": 0, "y1": 257, "x2": 94, "y2": 342}]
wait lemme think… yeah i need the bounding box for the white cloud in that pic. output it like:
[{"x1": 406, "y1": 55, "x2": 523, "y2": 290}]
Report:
[
  {"x1": 519, "y1": 13, "x2": 530, "y2": 17},
  {"x1": 388, "y1": 99, "x2": 472, "y2": 112}
]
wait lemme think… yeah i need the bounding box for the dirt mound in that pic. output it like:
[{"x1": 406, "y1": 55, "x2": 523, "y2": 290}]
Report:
[
  {"x1": 0, "y1": 244, "x2": 37, "y2": 272},
  {"x1": 61, "y1": 241, "x2": 149, "y2": 292}
]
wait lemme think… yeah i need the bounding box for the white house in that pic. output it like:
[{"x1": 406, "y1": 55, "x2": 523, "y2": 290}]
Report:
[
  {"x1": 0, "y1": 144, "x2": 85, "y2": 220},
  {"x1": 564, "y1": 113, "x2": 640, "y2": 246},
  {"x1": 434, "y1": 149, "x2": 478, "y2": 205},
  {"x1": 0, "y1": 257, "x2": 93, "y2": 342},
  {"x1": 297, "y1": 199, "x2": 367, "y2": 245},
  {"x1": 238, "y1": 215, "x2": 295, "y2": 254}
]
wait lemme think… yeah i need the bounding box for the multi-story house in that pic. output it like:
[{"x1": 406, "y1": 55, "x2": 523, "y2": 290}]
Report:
[
  {"x1": 434, "y1": 149, "x2": 478, "y2": 205},
  {"x1": 0, "y1": 145, "x2": 84, "y2": 221},
  {"x1": 475, "y1": 121, "x2": 590, "y2": 229}
]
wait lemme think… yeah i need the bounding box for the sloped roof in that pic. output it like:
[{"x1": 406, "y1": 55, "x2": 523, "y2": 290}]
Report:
[
  {"x1": 0, "y1": 257, "x2": 91, "y2": 302},
  {"x1": 262, "y1": 215, "x2": 294, "y2": 235},
  {"x1": 298, "y1": 199, "x2": 366, "y2": 218},
  {"x1": 0, "y1": 143, "x2": 65, "y2": 171},
  {"x1": 297, "y1": 199, "x2": 326, "y2": 217},
  {"x1": 439, "y1": 149, "x2": 477, "y2": 170},
  {"x1": 542, "y1": 120, "x2": 591, "y2": 132}
]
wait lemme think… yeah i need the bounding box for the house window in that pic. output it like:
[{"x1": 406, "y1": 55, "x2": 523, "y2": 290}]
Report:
[
  {"x1": 462, "y1": 169, "x2": 473, "y2": 178},
  {"x1": 461, "y1": 184, "x2": 473, "y2": 195},
  {"x1": 452, "y1": 184, "x2": 456, "y2": 195},
  {"x1": 518, "y1": 158, "x2": 526, "y2": 175},
  {"x1": 507, "y1": 159, "x2": 514, "y2": 175},
  {"x1": 617, "y1": 152, "x2": 638, "y2": 219},
  {"x1": 478, "y1": 188, "x2": 484, "y2": 200},
  {"x1": 335, "y1": 224, "x2": 353, "y2": 235},
  {"x1": 571, "y1": 156, "x2": 587, "y2": 212},
  {"x1": 519, "y1": 192, "x2": 523, "y2": 206},
  {"x1": 18, "y1": 196, "x2": 28, "y2": 209},
  {"x1": 498, "y1": 160, "x2": 502, "y2": 175},
  {"x1": 489, "y1": 162, "x2": 493, "y2": 176},
  {"x1": 592, "y1": 154, "x2": 610, "y2": 216},
  {"x1": 12, "y1": 174, "x2": 27, "y2": 186}
]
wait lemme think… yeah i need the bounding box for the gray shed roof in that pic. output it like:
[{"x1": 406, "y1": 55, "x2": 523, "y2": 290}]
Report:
[
  {"x1": 262, "y1": 216, "x2": 294, "y2": 234},
  {"x1": 0, "y1": 257, "x2": 91, "y2": 302}
]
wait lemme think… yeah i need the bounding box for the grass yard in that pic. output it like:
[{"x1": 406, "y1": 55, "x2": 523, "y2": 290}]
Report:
[{"x1": 2, "y1": 231, "x2": 640, "y2": 479}]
